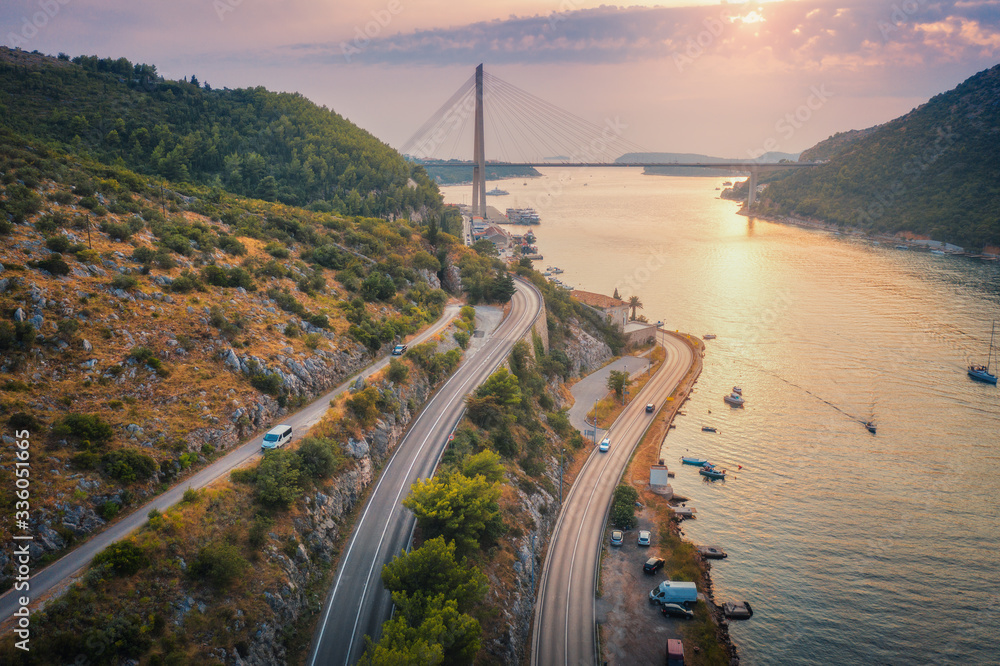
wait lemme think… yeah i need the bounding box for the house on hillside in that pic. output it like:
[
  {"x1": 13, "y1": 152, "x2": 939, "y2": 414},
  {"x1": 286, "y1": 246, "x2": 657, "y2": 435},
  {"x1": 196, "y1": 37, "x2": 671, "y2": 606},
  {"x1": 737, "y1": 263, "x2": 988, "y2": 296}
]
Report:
[{"x1": 570, "y1": 290, "x2": 629, "y2": 330}]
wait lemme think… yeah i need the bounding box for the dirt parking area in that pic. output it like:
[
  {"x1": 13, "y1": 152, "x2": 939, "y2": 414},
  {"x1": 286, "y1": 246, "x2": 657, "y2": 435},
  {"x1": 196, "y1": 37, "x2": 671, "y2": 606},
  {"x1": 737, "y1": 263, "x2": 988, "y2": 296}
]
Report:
[{"x1": 596, "y1": 505, "x2": 683, "y2": 666}]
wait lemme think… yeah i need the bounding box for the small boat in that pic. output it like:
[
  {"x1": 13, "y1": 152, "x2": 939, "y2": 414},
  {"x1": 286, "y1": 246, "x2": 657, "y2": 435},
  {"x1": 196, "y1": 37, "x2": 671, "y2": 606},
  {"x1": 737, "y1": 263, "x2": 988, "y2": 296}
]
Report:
[
  {"x1": 681, "y1": 456, "x2": 708, "y2": 466},
  {"x1": 732, "y1": 386, "x2": 742, "y2": 395},
  {"x1": 700, "y1": 465, "x2": 726, "y2": 480},
  {"x1": 551, "y1": 267, "x2": 564, "y2": 274},
  {"x1": 895, "y1": 244, "x2": 909, "y2": 250},
  {"x1": 673, "y1": 506, "x2": 697, "y2": 519},
  {"x1": 968, "y1": 321, "x2": 998, "y2": 385},
  {"x1": 696, "y1": 546, "x2": 728, "y2": 559},
  {"x1": 723, "y1": 601, "x2": 753, "y2": 619},
  {"x1": 486, "y1": 187, "x2": 509, "y2": 196},
  {"x1": 723, "y1": 392, "x2": 745, "y2": 407},
  {"x1": 930, "y1": 249, "x2": 946, "y2": 256},
  {"x1": 703, "y1": 334, "x2": 717, "y2": 340},
  {"x1": 701, "y1": 426, "x2": 718, "y2": 433},
  {"x1": 865, "y1": 421, "x2": 877, "y2": 434}
]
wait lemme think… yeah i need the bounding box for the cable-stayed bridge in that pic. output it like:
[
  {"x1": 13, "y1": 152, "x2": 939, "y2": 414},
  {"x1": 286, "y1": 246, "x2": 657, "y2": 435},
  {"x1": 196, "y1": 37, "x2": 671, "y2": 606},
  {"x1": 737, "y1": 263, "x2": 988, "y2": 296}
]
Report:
[{"x1": 402, "y1": 64, "x2": 819, "y2": 214}]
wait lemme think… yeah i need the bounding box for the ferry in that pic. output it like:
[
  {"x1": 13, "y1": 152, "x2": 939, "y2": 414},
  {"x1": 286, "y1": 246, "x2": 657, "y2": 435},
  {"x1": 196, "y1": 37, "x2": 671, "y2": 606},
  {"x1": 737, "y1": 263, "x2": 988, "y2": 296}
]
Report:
[
  {"x1": 506, "y1": 207, "x2": 541, "y2": 224},
  {"x1": 486, "y1": 187, "x2": 509, "y2": 196}
]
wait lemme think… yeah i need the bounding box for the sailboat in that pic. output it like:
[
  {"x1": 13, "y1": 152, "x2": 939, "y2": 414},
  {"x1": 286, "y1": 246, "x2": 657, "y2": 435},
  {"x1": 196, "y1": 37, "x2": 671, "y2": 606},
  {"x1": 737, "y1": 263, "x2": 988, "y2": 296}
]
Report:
[{"x1": 968, "y1": 321, "x2": 998, "y2": 385}]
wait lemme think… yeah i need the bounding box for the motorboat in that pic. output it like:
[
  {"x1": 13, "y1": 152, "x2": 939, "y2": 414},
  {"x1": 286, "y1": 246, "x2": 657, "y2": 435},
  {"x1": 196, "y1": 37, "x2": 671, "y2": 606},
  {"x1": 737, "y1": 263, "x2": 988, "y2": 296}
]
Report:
[
  {"x1": 968, "y1": 320, "x2": 998, "y2": 385},
  {"x1": 696, "y1": 546, "x2": 728, "y2": 559},
  {"x1": 703, "y1": 334, "x2": 717, "y2": 340},
  {"x1": 930, "y1": 249, "x2": 946, "y2": 256},
  {"x1": 681, "y1": 456, "x2": 708, "y2": 466},
  {"x1": 701, "y1": 426, "x2": 717, "y2": 433},
  {"x1": 700, "y1": 465, "x2": 726, "y2": 480},
  {"x1": 723, "y1": 601, "x2": 754, "y2": 619},
  {"x1": 865, "y1": 421, "x2": 877, "y2": 434},
  {"x1": 673, "y1": 506, "x2": 697, "y2": 519},
  {"x1": 732, "y1": 386, "x2": 742, "y2": 395},
  {"x1": 551, "y1": 267, "x2": 564, "y2": 274},
  {"x1": 724, "y1": 392, "x2": 745, "y2": 407}
]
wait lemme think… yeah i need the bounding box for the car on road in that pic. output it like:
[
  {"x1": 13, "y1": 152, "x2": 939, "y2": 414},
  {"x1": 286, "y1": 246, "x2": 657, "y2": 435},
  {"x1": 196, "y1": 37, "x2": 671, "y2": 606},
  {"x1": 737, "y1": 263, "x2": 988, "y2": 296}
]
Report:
[
  {"x1": 610, "y1": 530, "x2": 624, "y2": 546},
  {"x1": 599, "y1": 437, "x2": 611, "y2": 452},
  {"x1": 661, "y1": 603, "x2": 695, "y2": 620},
  {"x1": 638, "y1": 530, "x2": 651, "y2": 546},
  {"x1": 643, "y1": 557, "x2": 665, "y2": 574},
  {"x1": 391, "y1": 344, "x2": 407, "y2": 355},
  {"x1": 646, "y1": 403, "x2": 655, "y2": 413},
  {"x1": 261, "y1": 424, "x2": 293, "y2": 450}
]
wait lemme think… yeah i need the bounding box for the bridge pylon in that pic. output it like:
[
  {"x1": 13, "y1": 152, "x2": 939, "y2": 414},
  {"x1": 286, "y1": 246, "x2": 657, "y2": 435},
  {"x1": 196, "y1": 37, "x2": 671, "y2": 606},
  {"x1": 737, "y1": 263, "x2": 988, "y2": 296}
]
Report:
[{"x1": 471, "y1": 64, "x2": 487, "y2": 218}]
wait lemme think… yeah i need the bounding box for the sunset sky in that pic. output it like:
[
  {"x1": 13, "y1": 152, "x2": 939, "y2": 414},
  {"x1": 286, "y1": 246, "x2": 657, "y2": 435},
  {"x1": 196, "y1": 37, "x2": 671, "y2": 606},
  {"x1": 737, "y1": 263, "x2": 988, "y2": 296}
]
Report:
[{"x1": 3, "y1": 0, "x2": 999, "y2": 158}]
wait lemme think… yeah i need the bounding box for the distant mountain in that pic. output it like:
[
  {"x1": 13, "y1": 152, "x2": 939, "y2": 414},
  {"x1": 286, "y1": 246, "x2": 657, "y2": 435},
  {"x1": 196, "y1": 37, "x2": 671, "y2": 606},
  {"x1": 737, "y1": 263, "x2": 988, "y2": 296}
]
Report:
[
  {"x1": 620, "y1": 151, "x2": 801, "y2": 177},
  {"x1": 413, "y1": 159, "x2": 541, "y2": 185},
  {"x1": 0, "y1": 47, "x2": 440, "y2": 217},
  {"x1": 756, "y1": 64, "x2": 1000, "y2": 249}
]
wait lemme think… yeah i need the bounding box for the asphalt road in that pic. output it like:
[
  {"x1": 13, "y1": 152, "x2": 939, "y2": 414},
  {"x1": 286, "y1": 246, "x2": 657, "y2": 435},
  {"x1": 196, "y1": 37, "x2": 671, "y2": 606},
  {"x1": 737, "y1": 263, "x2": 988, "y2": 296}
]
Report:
[
  {"x1": 567, "y1": 356, "x2": 653, "y2": 444},
  {"x1": 307, "y1": 278, "x2": 543, "y2": 666},
  {"x1": 0, "y1": 304, "x2": 462, "y2": 624},
  {"x1": 531, "y1": 330, "x2": 694, "y2": 666}
]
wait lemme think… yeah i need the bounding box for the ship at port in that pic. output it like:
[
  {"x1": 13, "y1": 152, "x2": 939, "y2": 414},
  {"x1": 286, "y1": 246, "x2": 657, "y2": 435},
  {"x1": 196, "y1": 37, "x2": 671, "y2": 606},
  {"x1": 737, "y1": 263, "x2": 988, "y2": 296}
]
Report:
[
  {"x1": 506, "y1": 207, "x2": 541, "y2": 224},
  {"x1": 486, "y1": 187, "x2": 510, "y2": 195}
]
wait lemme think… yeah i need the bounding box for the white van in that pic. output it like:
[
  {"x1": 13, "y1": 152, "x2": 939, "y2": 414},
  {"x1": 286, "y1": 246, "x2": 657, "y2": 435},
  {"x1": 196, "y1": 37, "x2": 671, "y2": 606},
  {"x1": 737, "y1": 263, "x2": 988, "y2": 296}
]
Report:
[{"x1": 261, "y1": 424, "x2": 293, "y2": 450}]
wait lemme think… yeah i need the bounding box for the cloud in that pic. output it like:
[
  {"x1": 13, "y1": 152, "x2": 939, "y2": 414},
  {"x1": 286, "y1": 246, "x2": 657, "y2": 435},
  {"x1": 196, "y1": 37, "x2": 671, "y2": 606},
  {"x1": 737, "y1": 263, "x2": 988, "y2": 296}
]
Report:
[{"x1": 272, "y1": 0, "x2": 1000, "y2": 69}]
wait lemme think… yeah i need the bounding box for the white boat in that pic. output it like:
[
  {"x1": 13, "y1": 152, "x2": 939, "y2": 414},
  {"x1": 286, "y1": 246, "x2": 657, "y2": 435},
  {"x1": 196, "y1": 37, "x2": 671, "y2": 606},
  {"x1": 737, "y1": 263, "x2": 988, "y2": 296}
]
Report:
[
  {"x1": 930, "y1": 249, "x2": 946, "y2": 256},
  {"x1": 551, "y1": 267, "x2": 564, "y2": 274},
  {"x1": 724, "y1": 392, "x2": 745, "y2": 407},
  {"x1": 732, "y1": 386, "x2": 742, "y2": 395},
  {"x1": 703, "y1": 334, "x2": 717, "y2": 340}
]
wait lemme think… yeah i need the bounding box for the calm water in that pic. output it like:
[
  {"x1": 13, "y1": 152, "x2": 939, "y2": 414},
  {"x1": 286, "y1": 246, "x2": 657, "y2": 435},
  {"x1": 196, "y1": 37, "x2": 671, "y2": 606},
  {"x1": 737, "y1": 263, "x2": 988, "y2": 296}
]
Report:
[{"x1": 443, "y1": 171, "x2": 1000, "y2": 665}]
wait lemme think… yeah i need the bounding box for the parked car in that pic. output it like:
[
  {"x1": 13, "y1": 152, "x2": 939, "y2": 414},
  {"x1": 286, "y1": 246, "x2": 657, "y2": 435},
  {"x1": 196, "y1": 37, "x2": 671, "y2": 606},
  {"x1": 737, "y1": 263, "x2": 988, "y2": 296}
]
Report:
[
  {"x1": 643, "y1": 557, "x2": 665, "y2": 574},
  {"x1": 645, "y1": 403, "x2": 655, "y2": 413},
  {"x1": 666, "y1": 638, "x2": 686, "y2": 665},
  {"x1": 610, "y1": 530, "x2": 624, "y2": 546},
  {"x1": 661, "y1": 603, "x2": 695, "y2": 620},
  {"x1": 599, "y1": 437, "x2": 611, "y2": 452},
  {"x1": 392, "y1": 344, "x2": 407, "y2": 355},
  {"x1": 638, "y1": 530, "x2": 651, "y2": 546}
]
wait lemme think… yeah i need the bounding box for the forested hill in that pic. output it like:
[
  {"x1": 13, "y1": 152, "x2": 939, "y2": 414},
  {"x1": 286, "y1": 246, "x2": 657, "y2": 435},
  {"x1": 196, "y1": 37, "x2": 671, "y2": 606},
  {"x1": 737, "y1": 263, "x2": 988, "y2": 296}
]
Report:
[
  {"x1": 0, "y1": 47, "x2": 440, "y2": 217},
  {"x1": 756, "y1": 64, "x2": 1000, "y2": 250}
]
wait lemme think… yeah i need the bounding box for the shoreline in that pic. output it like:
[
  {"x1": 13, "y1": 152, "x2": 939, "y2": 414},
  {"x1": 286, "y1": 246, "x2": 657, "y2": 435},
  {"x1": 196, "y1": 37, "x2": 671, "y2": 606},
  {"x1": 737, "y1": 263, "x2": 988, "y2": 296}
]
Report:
[{"x1": 609, "y1": 330, "x2": 740, "y2": 664}]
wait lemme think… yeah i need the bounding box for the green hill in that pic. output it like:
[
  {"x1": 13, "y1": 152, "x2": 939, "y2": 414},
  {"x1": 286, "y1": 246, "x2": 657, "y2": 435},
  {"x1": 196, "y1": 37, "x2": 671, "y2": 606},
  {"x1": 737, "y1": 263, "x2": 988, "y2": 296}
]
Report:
[
  {"x1": 755, "y1": 64, "x2": 1000, "y2": 249},
  {"x1": 0, "y1": 47, "x2": 440, "y2": 217}
]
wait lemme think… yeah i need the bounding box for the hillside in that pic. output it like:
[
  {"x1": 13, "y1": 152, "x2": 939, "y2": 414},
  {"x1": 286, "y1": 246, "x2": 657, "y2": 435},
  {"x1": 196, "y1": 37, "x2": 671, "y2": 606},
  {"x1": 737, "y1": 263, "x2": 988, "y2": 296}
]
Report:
[
  {"x1": 799, "y1": 127, "x2": 879, "y2": 162},
  {"x1": 0, "y1": 47, "x2": 440, "y2": 216},
  {"x1": 415, "y1": 160, "x2": 542, "y2": 185},
  {"x1": 0, "y1": 127, "x2": 484, "y2": 577},
  {"x1": 755, "y1": 64, "x2": 1000, "y2": 249}
]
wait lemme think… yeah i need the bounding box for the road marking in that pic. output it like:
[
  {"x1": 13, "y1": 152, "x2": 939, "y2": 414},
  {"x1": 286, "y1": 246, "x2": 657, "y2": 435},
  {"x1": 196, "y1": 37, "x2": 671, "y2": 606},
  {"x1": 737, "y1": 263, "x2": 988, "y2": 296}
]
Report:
[{"x1": 311, "y1": 282, "x2": 541, "y2": 665}]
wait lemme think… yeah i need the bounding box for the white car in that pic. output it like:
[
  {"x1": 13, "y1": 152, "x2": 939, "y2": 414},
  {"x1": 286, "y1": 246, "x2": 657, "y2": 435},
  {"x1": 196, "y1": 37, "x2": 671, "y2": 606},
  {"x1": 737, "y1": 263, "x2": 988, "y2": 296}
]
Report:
[
  {"x1": 599, "y1": 437, "x2": 611, "y2": 452},
  {"x1": 638, "y1": 530, "x2": 651, "y2": 546}
]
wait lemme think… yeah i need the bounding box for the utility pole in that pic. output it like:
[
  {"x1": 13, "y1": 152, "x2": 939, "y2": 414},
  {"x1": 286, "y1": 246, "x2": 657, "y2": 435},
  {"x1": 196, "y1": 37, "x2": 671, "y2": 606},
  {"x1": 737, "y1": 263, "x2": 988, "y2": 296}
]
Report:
[
  {"x1": 559, "y1": 448, "x2": 565, "y2": 506},
  {"x1": 530, "y1": 534, "x2": 536, "y2": 591}
]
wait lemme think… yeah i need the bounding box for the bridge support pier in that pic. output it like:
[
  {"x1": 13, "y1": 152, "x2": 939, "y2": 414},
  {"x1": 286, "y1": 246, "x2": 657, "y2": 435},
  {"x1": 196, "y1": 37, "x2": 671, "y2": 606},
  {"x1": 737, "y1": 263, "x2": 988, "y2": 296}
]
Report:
[
  {"x1": 747, "y1": 166, "x2": 759, "y2": 208},
  {"x1": 472, "y1": 63, "x2": 487, "y2": 218}
]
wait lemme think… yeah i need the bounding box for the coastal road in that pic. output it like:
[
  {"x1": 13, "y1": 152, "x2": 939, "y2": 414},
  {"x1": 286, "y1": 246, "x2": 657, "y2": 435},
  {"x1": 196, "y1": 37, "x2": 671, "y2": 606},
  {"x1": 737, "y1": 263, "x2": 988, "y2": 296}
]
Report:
[
  {"x1": 0, "y1": 304, "x2": 462, "y2": 625},
  {"x1": 531, "y1": 330, "x2": 694, "y2": 666},
  {"x1": 307, "y1": 278, "x2": 543, "y2": 666}
]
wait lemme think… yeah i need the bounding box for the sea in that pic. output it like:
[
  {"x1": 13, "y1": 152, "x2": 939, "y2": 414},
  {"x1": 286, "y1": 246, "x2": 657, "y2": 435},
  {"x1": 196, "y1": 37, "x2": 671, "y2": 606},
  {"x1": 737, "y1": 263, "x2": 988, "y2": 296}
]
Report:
[{"x1": 441, "y1": 169, "x2": 1000, "y2": 666}]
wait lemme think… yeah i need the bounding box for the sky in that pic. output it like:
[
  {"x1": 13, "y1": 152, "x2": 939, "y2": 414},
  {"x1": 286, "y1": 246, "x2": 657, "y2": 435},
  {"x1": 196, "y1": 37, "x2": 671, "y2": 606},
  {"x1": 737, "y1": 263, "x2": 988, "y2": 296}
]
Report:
[{"x1": 2, "y1": 0, "x2": 1000, "y2": 158}]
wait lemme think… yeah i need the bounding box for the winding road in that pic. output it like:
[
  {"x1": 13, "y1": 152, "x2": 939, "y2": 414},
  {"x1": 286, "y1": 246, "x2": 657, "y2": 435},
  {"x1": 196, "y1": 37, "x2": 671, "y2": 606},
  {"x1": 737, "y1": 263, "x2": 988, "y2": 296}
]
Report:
[
  {"x1": 0, "y1": 303, "x2": 463, "y2": 625},
  {"x1": 531, "y1": 330, "x2": 694, "y2": 666},
  {"x1": 307, "y1": 278, "x2": 543, "y2": 666}
]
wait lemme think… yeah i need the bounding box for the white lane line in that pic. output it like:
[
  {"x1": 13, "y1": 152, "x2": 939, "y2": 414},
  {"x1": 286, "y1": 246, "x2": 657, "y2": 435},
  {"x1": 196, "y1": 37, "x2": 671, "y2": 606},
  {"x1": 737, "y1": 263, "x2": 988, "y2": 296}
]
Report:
[{"x1": 311, "y1": 285, "x2": 539, "y2": 665}]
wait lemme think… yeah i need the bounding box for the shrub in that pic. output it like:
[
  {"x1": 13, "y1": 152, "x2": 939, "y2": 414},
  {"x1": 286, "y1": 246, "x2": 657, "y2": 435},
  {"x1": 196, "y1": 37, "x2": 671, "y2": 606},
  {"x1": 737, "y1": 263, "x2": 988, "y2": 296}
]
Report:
[
  {"x1": 101, "y1": 449, "x2": 158, "y2": 483},
  {"x1": 453, "y1": 330, "x2": 470, "y2": 349},
  {"x1": 248, "y1": 515, "x2": 274, "y2": 549},
  {"x1": 100, "y1": 221, "x2": 131, "y2": 242},
  {"x1": 295, "y1": 437, "x2": 340, "y2": 480},
  {"x1": 53, "y1": 413, "x2": 114, "y2": 445},
  {"x1": 189, "y1": 542, "x2": 248, "y2": 588},
  {"x1": 70, "y1": 451, "x2": 101, "y2": 469},
  {"x1": 218, "y1": 235, "x2": 247, "y2": 256},
  {"x1": 304, "y1": 333, "x2": 322, "y2": 350},
  {"x1": 31, "y1": 254, "x2": 71, "y2": 276},
  {"x1": 610, "y1": 484, "x2": 639, "y2": 530},
  {"x1": 254, "y1": 449, "x2": 302, "y2": 507},
  {"x1": 182, "y1": 488, "x2": 199, "y2": 503},
  {"x1": 8, "y1": 411, "x2": 42, "y2": 432},
  {"x1": 387, "y1": 358, "x2": 409, "y2": 384},
  {"x1": 45, "y1": 235, "x2": 73, "y2": 253},
  {"x1": 169, "y1": 270, "x2": 202, "y2": 293},
  {"x1": 110, "y1": 273, "x2": 139, "y2": 291},
  {"x1": 346, "y1": 386, "x2": 381, "y2": 427},
  {"x1": 130, "y1": 346, "x2": 169, "y2": 377},
  {"x1": 264, "y1": 242, "x2": 290, "y2": 258},
  {"x1": 100, "y1": 501, "x2": 120, "y2": 520},
  {"x1": 92, "y1": 540, "x2": 148, "y2": 576}
]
